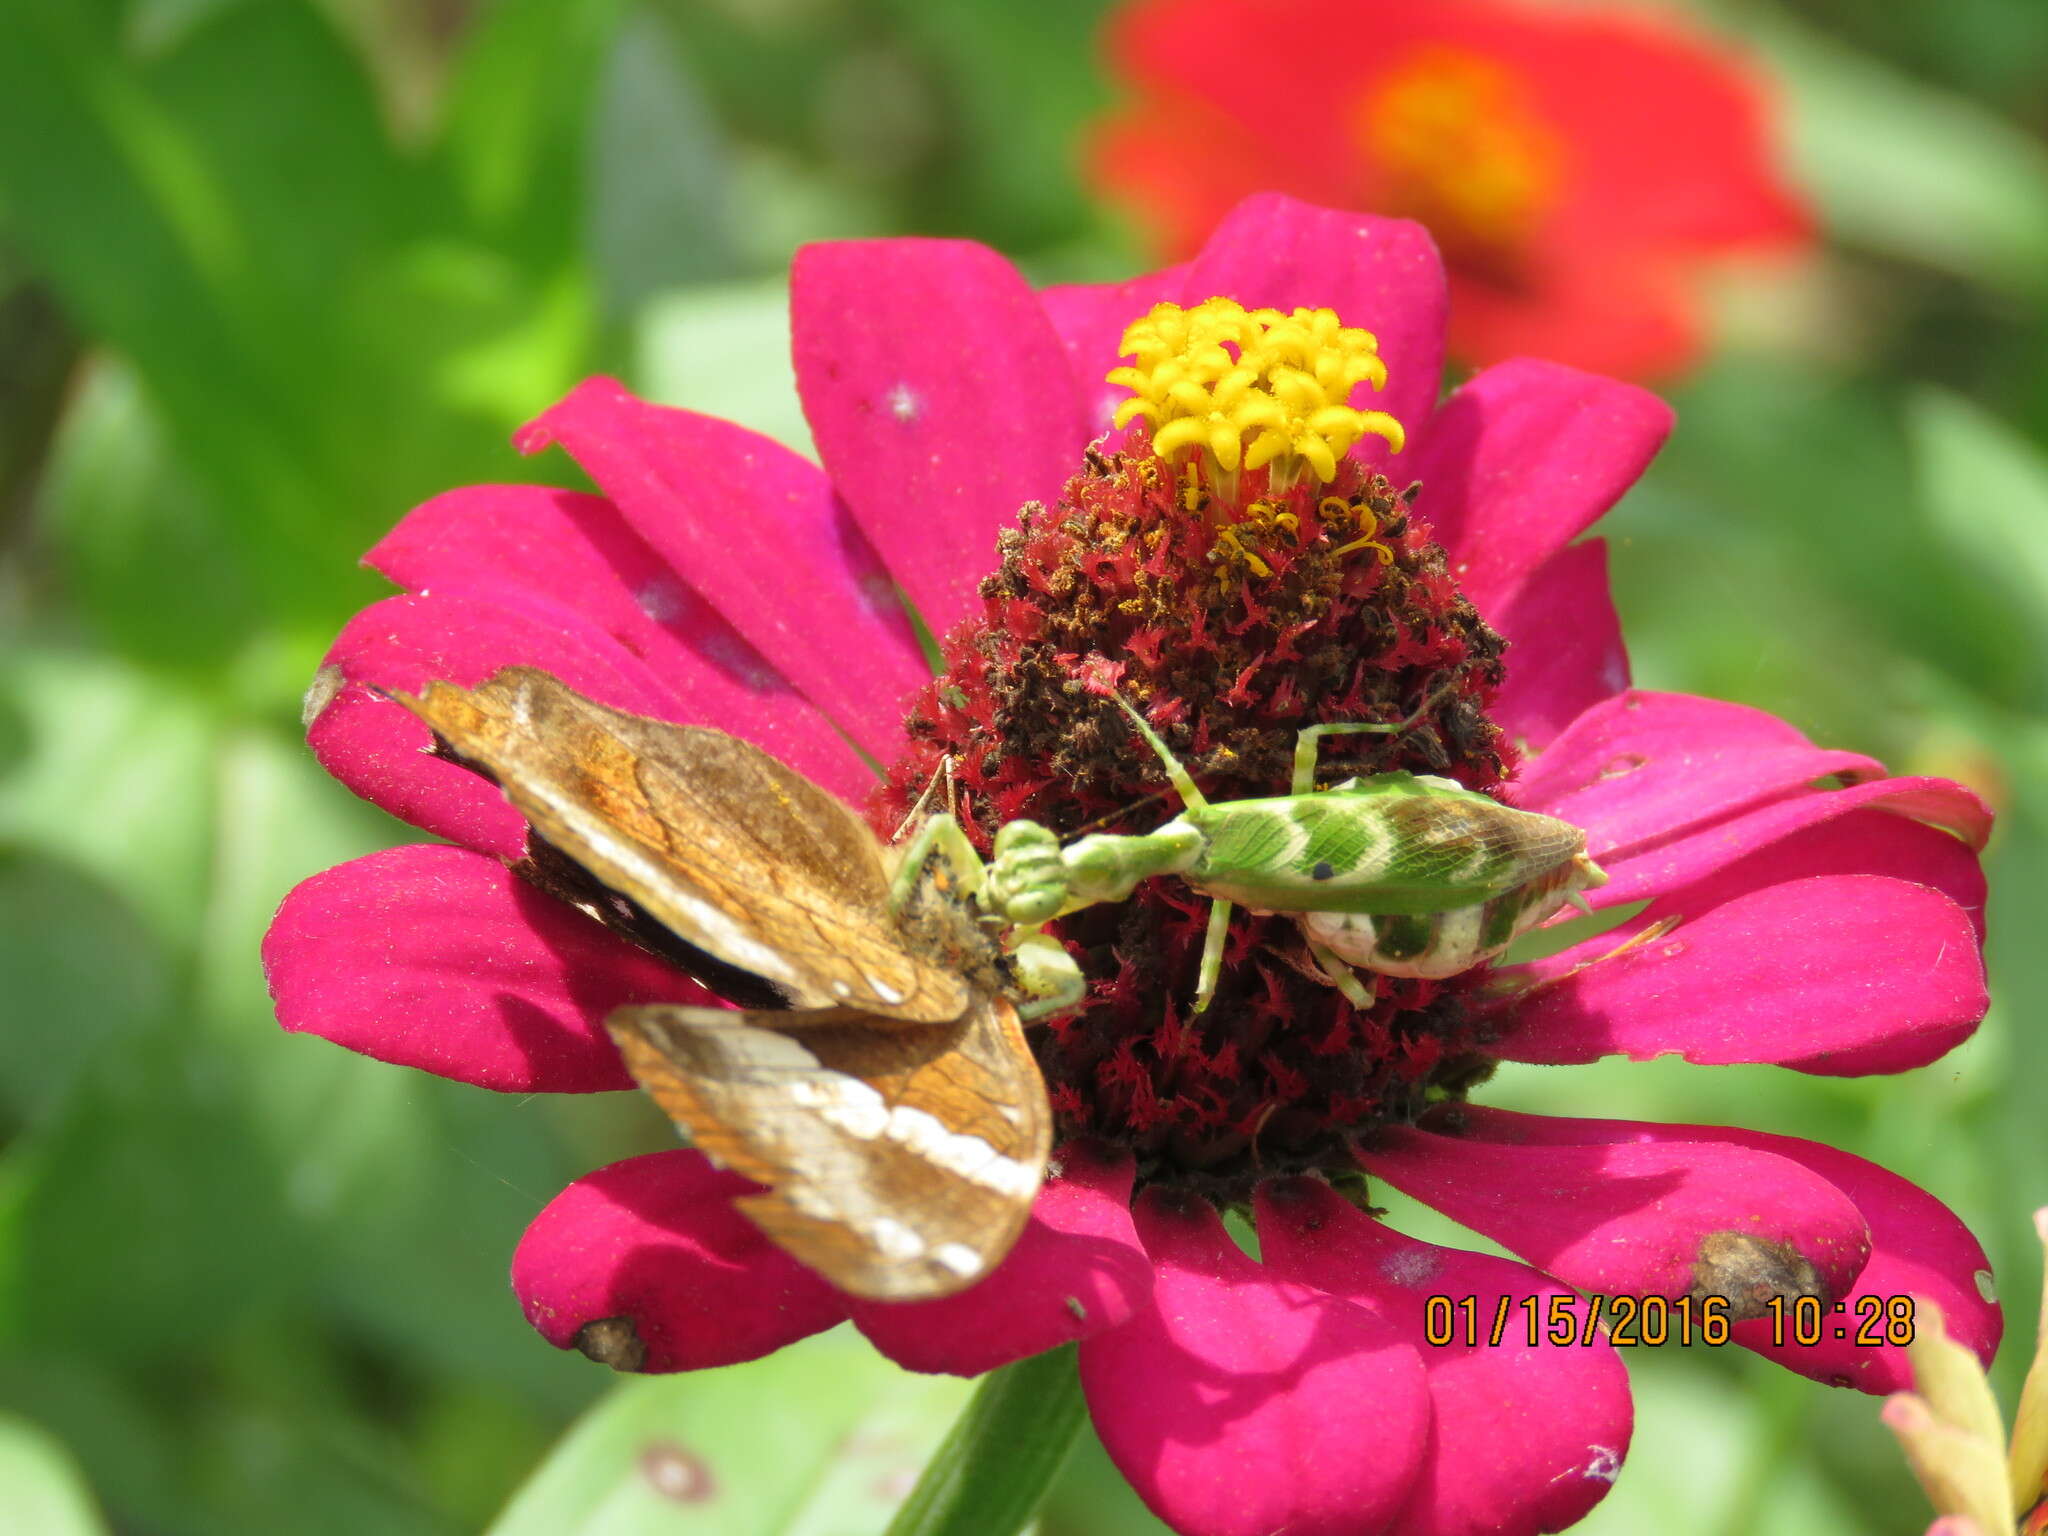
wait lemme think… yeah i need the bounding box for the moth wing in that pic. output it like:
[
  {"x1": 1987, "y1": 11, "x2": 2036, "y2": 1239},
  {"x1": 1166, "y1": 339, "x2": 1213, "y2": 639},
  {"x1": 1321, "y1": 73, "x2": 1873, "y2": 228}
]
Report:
[
  {"x1": 608, "y1": 996, "x2": 1051, "y2": 1301},
  {"x1": 396, "y1": 667, "x2": 966, "y2": 1022}
]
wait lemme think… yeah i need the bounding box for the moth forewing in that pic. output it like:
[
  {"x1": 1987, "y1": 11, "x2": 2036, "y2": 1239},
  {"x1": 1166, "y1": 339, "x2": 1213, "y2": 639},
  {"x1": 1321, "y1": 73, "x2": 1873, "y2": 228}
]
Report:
[
  {"x1": 394, "y1": 668, "x2": 968, "y2": 1023},
  {"x1": 607, "y1": 996, "x2": 1051, "y2": 1301}
]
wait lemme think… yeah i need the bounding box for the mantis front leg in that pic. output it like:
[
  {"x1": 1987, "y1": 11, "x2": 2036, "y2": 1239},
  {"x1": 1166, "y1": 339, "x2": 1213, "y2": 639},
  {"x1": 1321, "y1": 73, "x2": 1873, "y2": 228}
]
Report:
[
  {"x1": 887, "y1": 811, "x2": 990, "y2": 912},
  {"x1": 888, "y1": 812, "x2": 1086, "y2": 1022}
]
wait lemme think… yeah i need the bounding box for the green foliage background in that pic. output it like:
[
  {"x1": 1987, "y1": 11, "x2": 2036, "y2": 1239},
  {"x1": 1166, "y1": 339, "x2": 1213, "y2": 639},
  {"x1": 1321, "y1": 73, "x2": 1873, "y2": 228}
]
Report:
[{"x1": 0, "y1": 0, "x2": 2043, "y2": 1531}]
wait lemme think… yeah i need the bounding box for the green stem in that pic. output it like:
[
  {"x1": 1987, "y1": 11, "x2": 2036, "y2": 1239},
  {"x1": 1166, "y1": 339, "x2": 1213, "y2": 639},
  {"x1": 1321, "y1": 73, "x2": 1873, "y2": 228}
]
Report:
[{"x1": 883, "y1": 1344, "x2": 1089, "y2": 1536}]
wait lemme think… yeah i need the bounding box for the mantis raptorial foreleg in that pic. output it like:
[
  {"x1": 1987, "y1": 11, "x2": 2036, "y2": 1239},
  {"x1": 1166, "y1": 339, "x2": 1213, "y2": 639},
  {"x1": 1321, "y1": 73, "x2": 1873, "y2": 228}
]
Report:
[{"x1": 887, "y1": 808, "x2": 1086, "y2": 1022}]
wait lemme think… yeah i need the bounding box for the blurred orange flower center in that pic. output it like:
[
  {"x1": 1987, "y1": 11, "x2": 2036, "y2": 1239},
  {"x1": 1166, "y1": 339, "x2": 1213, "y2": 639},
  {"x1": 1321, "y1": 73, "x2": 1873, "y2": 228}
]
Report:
[{"x1": 1356, "y1": 45, "x2": 1563, "y2": 273}]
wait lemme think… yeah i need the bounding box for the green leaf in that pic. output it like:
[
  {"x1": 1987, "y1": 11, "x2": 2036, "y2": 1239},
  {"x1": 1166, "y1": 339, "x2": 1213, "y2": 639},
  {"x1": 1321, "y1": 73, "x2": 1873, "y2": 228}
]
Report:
[
  {"x1": 0, "y1": 1018, "x2": 301, "y2": 1364},
  {"x1": 0, "y1": 0, "x2": 601, "y2": 646},
  {"x1": 488, "y1": 1329, "x2": 972, "y2": 1536},
  {"x1": 0, "y1": 647, "x2": 216, "y2": 946},
  {"x1": 1909, "y1": 387, "x2": 2048, "y2": 699},
  {"x1": 38, "y1": 356, "x2": 261, "y2": 672},
  {"x1": 0, "y1": 1416, "x2": 113, "y2": 1536},
  {"x1": 1758, "y1": 13, "x2": 2048, "y2": 296},
  {"x1": 437, "y1": 0, "x2": 622, "y2": 245},
  {"x1": 0, "y1": 852, "x2": 172, "y2": 1125}
]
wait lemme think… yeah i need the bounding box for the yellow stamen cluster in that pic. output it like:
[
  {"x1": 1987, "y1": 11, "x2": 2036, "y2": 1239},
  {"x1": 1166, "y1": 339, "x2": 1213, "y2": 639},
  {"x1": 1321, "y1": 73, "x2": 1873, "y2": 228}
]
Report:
[{"x1": 1108, "y1": 298, "x2": 1404, "y2": 487}]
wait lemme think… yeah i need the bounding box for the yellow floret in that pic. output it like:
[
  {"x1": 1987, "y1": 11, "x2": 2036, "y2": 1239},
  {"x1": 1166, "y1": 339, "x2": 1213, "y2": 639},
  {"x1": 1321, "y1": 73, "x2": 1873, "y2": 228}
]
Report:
[{"x1": 1109, "y1": 298, "x2": 1404, "y2": 491}]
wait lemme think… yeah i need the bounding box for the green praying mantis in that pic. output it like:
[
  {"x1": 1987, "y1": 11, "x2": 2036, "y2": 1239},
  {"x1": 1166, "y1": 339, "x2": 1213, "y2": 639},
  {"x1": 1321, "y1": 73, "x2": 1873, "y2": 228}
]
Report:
[{"x1": 890, "y1": 689, "x2": 1609, "y2": 1017}]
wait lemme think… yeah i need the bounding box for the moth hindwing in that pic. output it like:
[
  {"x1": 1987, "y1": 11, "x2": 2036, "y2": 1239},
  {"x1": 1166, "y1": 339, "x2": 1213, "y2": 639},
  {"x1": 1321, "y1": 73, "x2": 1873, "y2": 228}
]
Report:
[
  {"x1": 608, "y1": 995, "x2": 1049, "y2": 1300},
  {"x1": 390, "y1": 667, "x2": 1051, "y2": 1301}
]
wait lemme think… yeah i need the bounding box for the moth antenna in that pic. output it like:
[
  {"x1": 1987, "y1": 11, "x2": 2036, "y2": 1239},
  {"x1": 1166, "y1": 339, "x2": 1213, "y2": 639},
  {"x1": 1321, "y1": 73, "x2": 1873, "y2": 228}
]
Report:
[
  {"x1": 1106, "y1": 691, "x2": 1211, "y2": 811},
  {"x1": 1057, "y1": 782, "x2": 1185, "y2": 842},
  {"x1": 891, "y1": 753, "x2": 956, "y2": 842}
]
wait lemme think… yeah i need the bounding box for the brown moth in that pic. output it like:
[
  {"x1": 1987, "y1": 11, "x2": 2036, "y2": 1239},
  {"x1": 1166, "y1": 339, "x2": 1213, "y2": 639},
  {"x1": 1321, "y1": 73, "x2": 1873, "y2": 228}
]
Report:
[{"x1": 393, "y1": 667, "x2": 1051, "y2": 1301}]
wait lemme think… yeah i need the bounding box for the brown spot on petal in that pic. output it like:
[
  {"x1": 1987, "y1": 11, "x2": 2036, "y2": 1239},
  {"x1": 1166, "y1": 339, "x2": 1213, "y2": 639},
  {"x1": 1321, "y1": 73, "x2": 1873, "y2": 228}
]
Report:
[
  {"x1": 573, "y1": 1315, "x2": 647, "y2": 1372},
  {"x1": 1687, "y1": 1230, "x2": 1826, "y2": 1320},
  {"x1": 640, "y1": 1440, "x2": 716, "y2": 1503}
]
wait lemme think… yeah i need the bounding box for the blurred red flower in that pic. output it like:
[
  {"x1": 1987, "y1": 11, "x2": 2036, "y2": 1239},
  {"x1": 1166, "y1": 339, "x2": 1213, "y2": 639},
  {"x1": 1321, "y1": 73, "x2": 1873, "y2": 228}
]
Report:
[{"x1": 1089, "y1": 0, "x2": 1812, "y2": 378}]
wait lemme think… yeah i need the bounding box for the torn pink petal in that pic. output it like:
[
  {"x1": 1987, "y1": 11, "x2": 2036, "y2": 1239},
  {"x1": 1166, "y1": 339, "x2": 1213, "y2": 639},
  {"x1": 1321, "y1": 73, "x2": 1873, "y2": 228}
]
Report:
[
  {"x1": 310, "y1": 590, "x2": 689, "y2": 859},
  {"x1": 1041, "y1": 265, "x2": 1190, "y2": 435},
  {"x1": 512, "y1": 1151, "x2": 847, "y2": 1372},
  {"x1": 1181, "y1": 195, "x2": 1447, "y2": 471},
  {"x1": 1078, "y1": 1188, "x2": 1431, "y2": 1536},
  {"x1": 1359, "y1": 1106, "x2": 1870, "y2": 1305},
  {"x1": 518, "y1": 378, "x2": 927, "y2": 763},
  {"x1": 1258, "y1": 1178, "x2": 1630, "y2": 1536},
  {"x1": 1495, "y1": 873, "x2": 1986, "y2": 1071},
  {"x1": 1709, "y1": 1128, "x2": 1999, "y2": 1393},
  {"x1": 852, "y1": 1142, "x2": 1150, "y2": 1375},
  {"x1": 1568, "y1": 770, "x2": 1993, "y2": 912},
  {"x1": 1507, "y1": 690, "x2": 1887, "y2": 890},
  {"x1": 1512, "y1": 798, "x2": 1990, "y2": 997},
  {"x1": 1409, "y1": 360, "x2": 1672, "y2": 609},
  {"x1": 791, "y1": 240, "x2": 1090, "y2": 639},
  {"x1": 368, "y1": 484, "x2": 870, "y2": 799},
  {"x1": 1488, "y1": 539, "x2": 1629, "y2": 752},
  {"x1": 263, "y1": 844, "x2": 707, "y2": 1092},
  {"x1": 309, "y1": 683, "x2": 526, "y2": 858}
]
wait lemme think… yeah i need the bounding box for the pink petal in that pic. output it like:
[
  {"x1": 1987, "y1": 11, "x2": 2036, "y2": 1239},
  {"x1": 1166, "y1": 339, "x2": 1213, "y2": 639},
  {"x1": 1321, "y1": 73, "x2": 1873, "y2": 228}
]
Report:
[
  {"x1": 368, "y1": 484, "x2": 871, "y2": 799},
  {"x1": 1409, "y1": 360, "x2": 1672, "y2": 611},
  {"x1": 1704, "y1": 1128, "x2": 1998, "y2": 1393},
  {"x1": 1078, "y1": 1188, "x2": 1431, "y2": 1536},
  {"x1": 1180, "y1": 194, "x2": 1447, "y2": 472},
  {"x1": 1573, "y1": 770, "x2": 1992, "y2": 913},
  {"x1": 1513, "y1": 795, "x2": 1988, "y2": 985},
  {"x1": 1507, "y1": 690, "x2": 1888, "y2": 896},
  {"x1": 263, "y1": 844, "x2": 707, "y2": 1092},
  {"x1": 1489, "y1": 539, "x2": 1629, "y2": 752},
  {"x1": 512, "y1": 1150, "x2": 846, "y2": 1372},
  {"x1": 1495, "y1": 873, "x2": 1985, "y2": 1071},
  {"x1": 851, "y1": 1142, "x2": 1151, "y2": 1376},
  {"x1": 518, "y1": 378, "x2": 928, "y2": 763},
  {"x1": 1041, "y1": 265, "x2": 1189, "y2": 434},
  {"x1": 1258, "y1": 1178, "x2": 1631, "y2": 1536},
  {"x1": 791, "y1": 240, "x2": 1091, "y2": 639},
  {"x1": 1359, "y1": 1107, "x2": 1870, "y2": 1306},
  {"x1": 309, "y1": 590, "x2": 691, "y2": 859}
]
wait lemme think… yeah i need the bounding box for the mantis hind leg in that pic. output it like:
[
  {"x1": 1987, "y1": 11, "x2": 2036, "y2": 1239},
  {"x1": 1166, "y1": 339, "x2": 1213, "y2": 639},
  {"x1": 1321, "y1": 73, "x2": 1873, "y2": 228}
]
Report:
[
  {"x1": 1192, "y1": 898, "x2": 1234, "y2": 1013},
  {"x1": 1305, "y1": 937, "x2": 1375, "y2": 1008},
  {"x1": 1290, "y1": 721, "x2": 1404, "y2": 795},
  {"x1": 1289, "y1": 677, "x2": 1467, "y2": 793}
]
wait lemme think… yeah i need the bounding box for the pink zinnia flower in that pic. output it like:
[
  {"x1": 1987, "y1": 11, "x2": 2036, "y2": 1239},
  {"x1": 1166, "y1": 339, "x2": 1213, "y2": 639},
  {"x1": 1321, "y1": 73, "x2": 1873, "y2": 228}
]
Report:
[{"x1": 265, "y1": 195, "x2": 1996, "y2": 1536}]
